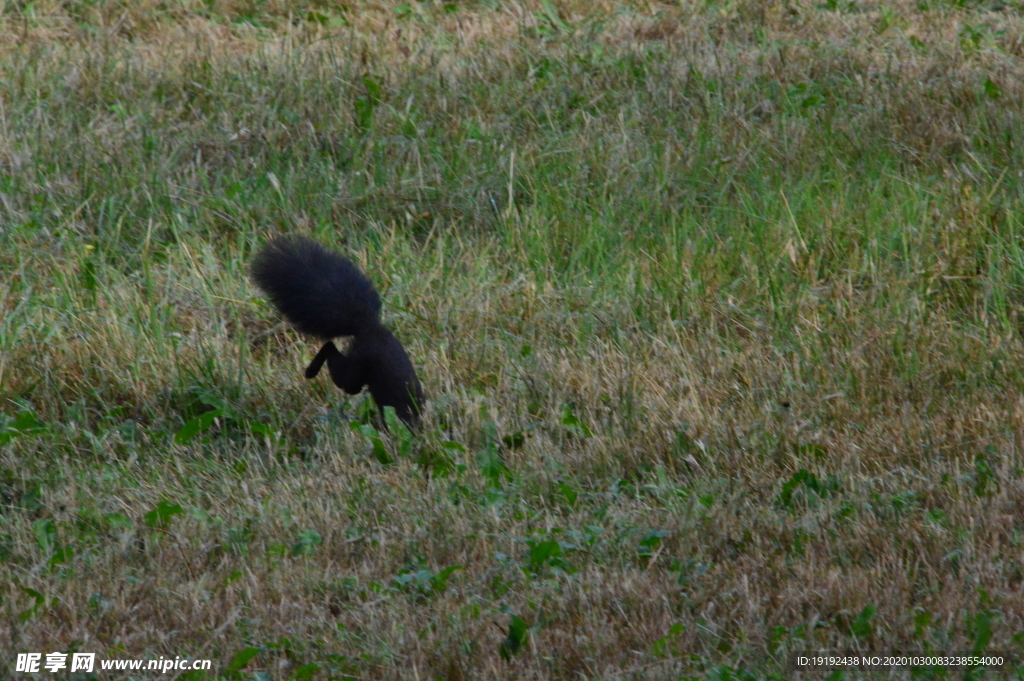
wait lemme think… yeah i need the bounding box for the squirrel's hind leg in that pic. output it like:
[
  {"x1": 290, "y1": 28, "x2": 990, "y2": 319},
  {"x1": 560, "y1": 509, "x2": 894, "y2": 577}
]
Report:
[
  {"x1": 324, "y1": 345, "x2": 367, "y2": 395},
  {"x1": 306, "y1": 342, "x2": 366, "y2": 394},
  {"x1": 305, "y1": 341, "x2": 337, "y2": 379}
]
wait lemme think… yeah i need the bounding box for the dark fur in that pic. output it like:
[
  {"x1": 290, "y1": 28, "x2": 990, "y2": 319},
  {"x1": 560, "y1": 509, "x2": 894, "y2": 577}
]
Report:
[{"x1": 251, "y1": 236, "x2": 424, "y2": 427}]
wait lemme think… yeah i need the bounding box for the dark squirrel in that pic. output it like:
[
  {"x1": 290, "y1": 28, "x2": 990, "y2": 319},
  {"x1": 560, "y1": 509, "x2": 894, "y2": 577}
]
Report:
[{"x1": 250, "y1": 235, "x2": 424, "y2": 428}]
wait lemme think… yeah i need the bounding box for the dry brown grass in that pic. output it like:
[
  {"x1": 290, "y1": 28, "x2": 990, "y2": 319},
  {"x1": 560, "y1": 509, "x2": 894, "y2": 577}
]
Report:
[{"x1": 3, "y1": 0, "x2": 1024, "y2": 679}]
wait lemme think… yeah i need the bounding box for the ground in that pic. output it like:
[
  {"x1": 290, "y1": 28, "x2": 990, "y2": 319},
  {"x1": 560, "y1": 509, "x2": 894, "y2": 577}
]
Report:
[{"x1": 2, "y1": 0, "x2": 1024, "y2": 679}]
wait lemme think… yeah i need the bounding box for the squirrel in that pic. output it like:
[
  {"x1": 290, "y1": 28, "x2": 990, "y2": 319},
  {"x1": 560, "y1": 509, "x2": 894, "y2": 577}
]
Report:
[{"x1": 250, "y1": 235, "x2": 425, "y2": 428}]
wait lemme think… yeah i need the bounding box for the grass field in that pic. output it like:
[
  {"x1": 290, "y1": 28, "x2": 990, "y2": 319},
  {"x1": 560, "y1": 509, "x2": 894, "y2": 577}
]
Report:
[{"x1": 3, "y1": 0, "x2": 1024, "y2": 678}]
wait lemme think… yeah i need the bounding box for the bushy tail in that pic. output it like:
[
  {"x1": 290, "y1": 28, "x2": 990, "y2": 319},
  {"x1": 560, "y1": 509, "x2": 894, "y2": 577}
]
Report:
[{"x1": 250, "y1": 235, "x2": 381, "y2": 339}]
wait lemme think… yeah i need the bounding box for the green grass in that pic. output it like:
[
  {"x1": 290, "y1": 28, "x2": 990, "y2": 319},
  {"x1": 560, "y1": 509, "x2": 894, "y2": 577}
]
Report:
[{"x1": 3, "y1": 0, "x2": 1024, "y2": 678}]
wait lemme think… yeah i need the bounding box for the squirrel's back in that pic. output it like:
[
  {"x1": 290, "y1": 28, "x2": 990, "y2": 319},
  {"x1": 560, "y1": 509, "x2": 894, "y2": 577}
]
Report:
[{"x1": 250, "y1": 235, "x2": 381, "y2": 339}]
